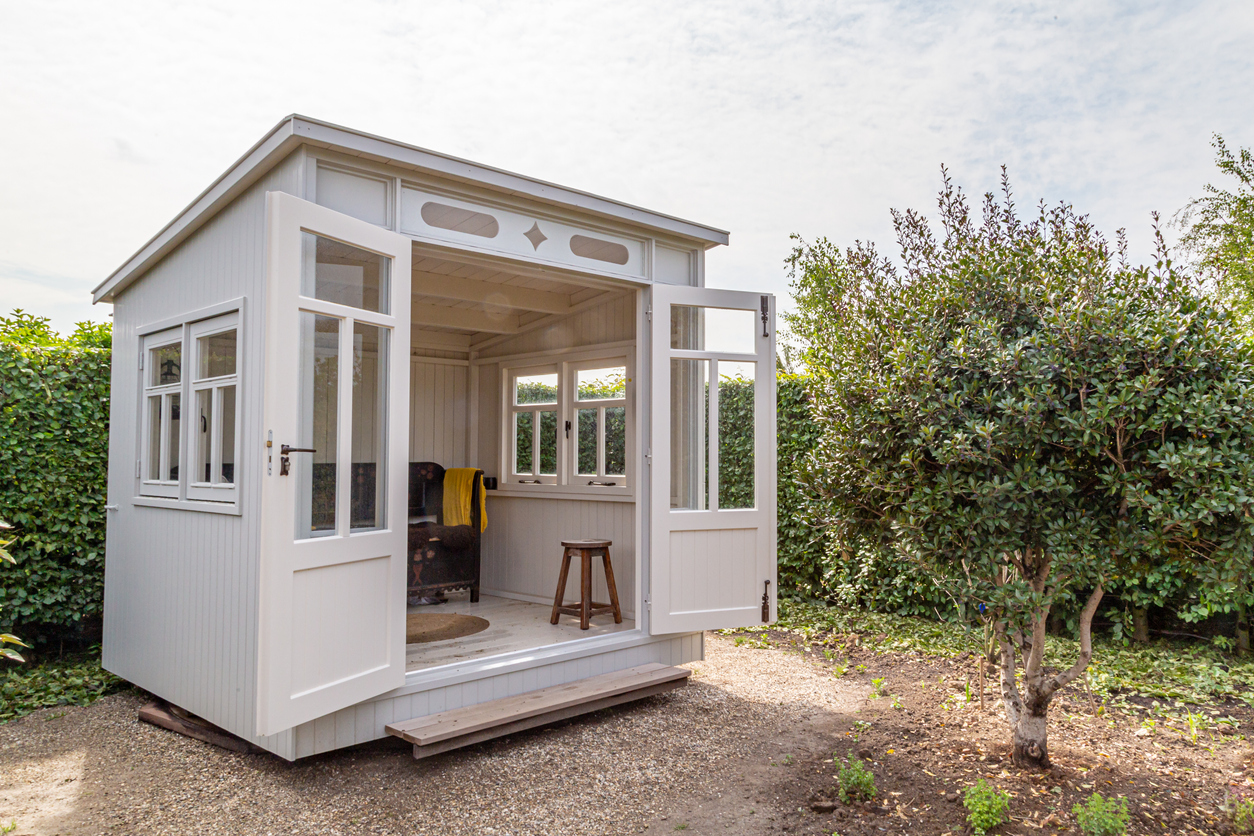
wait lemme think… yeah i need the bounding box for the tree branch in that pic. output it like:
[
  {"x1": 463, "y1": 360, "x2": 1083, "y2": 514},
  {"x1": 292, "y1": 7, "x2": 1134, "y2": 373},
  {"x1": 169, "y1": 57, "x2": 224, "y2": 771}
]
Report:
[{"x1": 1045, "y1": 584, "x2": 1105, "y2": 696}]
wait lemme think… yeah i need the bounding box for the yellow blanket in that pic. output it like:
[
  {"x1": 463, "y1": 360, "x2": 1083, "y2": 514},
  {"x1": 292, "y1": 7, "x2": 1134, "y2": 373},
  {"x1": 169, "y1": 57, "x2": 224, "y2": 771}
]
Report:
[{"x1": 443, "y1": 468, "x2": 487, "y2": 532}]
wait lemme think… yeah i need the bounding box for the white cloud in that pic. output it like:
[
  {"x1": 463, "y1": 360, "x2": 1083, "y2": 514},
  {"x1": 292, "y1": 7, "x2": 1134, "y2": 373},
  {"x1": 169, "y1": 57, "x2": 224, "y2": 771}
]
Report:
[{"x1": 1, "y1": 0, "x2": 1251, "y2": 330}]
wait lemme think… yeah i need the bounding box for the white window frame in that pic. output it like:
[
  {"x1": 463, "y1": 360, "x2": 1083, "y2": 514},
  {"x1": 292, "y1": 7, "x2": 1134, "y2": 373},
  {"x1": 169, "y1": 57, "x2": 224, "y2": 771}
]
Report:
[
  {"x1": 506, "y1": 363, "x2": 562, "y2": 486},
  {"x1": 187, "y1": 312, "x2": 241, "y2": 504},
  {"x1": 139, "y1": 326, "x2": 183, "y2": 499},
  {"x1": 569, "y1": 357, "x2": 629, "y2": 489},
  {"x1": 135, "y1": 299, "x2": 244, "y2": 514},
  {"x1": 499, "y1": 350, "x2": 633, "y2": 497}
]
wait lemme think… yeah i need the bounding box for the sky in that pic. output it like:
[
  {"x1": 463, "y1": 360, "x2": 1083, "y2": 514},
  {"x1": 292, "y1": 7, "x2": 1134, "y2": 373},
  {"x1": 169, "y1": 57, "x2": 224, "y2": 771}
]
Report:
[{"x1": 1, "y1": 0, "x2": 1252, "y2": 334}]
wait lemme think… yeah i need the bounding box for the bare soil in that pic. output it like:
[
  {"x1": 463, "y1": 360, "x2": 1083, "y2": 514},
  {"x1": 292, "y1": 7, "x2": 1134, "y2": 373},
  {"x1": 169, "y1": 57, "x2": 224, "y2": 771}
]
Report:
[{"x1": 0, "y1": 633, "x2": 1250, "y2": 835}]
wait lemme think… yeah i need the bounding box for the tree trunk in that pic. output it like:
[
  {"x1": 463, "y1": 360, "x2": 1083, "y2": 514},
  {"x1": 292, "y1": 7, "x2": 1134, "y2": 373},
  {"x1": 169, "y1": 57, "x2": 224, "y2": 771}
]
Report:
[
  {"x1": 1132, "y1": 607, "x2": 1150, "y2": 644},
  {"x1": 1011, "y1": 697, "x2": 1051, "y2": 768}
]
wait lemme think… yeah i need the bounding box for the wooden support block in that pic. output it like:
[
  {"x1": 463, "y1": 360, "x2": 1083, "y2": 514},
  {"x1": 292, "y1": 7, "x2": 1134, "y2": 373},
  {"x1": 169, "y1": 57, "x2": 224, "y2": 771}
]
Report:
[{"x1": 138, "y1": 701, "x2": 263, "y2": 754}]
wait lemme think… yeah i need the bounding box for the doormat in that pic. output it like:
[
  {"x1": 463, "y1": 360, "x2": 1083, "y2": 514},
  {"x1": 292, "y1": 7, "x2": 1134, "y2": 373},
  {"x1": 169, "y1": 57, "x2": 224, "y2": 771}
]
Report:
[{"x1": 406, "y1": 612, "x2": 490, "y2": 644}]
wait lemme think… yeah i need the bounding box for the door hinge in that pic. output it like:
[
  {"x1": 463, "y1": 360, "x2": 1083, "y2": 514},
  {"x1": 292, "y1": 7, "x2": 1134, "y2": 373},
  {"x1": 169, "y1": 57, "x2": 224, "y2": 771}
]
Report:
[
  {"x1": 644, "y1": 594, "x2": 651, "y2": 611},
  {"x1": 645, "y1": 306, "x2": 652, "y2": 322},
  {"x1": 644, "y1": 447, "x2": 652, "y2": 464},
  {"x1": 135, "y1": 460, "x2": 141, "y2": 478},
  {"x1": 138, "y1": 349, "x2": 144, "y2": 370}
]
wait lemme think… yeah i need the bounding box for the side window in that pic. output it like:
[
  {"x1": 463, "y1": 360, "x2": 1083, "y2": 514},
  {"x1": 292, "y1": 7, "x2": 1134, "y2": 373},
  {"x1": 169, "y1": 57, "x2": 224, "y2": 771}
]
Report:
[
  {"x1": 140, "y1": 327, "x2": 183, "y2": 498},
  {"x1": 572, "y1": 363, "x2": 627, "y2": 487},
  {"x1": 187, "y1": 313, "x2": 240, "y2": 502},
  {"x1": 137, "y1": 310, "x2": 242, "y2": 508},
  {"x1": 510, "y1": 367, "x2": 559, "y2": 485}
]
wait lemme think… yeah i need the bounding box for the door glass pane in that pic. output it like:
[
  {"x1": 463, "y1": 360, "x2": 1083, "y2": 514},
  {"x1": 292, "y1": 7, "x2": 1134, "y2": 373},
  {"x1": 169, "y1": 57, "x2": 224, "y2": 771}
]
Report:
[
  {"x1": 150, "y1": 343, "x2": 181, "y2": 386},
  {"x1": 577, "y1": 408, "x2": 598, "y2": 475},
  {"x1": 197, "y1": 329, "x2": 237, "y2": 379},
  {"x1": 194, "y1": 388, "x2": 213, "y2": 484},
  {"x1": 515, "y1": 372, "x2": 558, "y2": 404},
  {"x1": 670, "y1": 359, "x2": 709, "y2": 510},
  {"x1": 514, "y1": 412, "x2": 534, "y2": 474},
  {"x1": 220, "y1": 385, "x2": 236, "y2": 484},
  {"x1": 166, "y1": 393, "x2": 181, "y2": 482},
  {"x1": 351, "y1": 323, "x2": 388, "y2": 531},
  {"x1": 577, "y1": 366, "x2": 626, "y2": 400},
  {"x1": 605, "y1": 406, "x2": 626, "y2": 476},
  {"x1": 300, "y1": 232, "x2": 390, "y2": 314},
  {"x1": 147, "y1": 396, "x2": 162, "y2": 480},
  {"x1": 671, "y1": 305, "x2": 756, "y2": 354},
  {"x1": 718, "y1": 362, "x2": 755, "y2": 510},
  {"x1": 539, "y1": 410, "x2": 558, "y2": 475},
  {"x1": 298, "y1": 313, "x2": 339, "y2": 538}
]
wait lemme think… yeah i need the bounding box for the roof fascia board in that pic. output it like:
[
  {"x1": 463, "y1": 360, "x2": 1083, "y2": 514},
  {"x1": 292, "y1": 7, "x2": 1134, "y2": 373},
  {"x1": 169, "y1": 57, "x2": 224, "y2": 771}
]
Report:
[
  {"x1": 92, "y1": 118, "x2": 302, "y2": 303},
  {"x1": 290, "y1": 117, "x2": 730, "y2": 247}
]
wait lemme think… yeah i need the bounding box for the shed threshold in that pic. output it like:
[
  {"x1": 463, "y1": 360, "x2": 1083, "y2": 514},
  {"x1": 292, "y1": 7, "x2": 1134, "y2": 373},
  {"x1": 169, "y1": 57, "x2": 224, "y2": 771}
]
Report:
[{"x1": 385, "y1": 662, "x2": 690, "y2": 759}]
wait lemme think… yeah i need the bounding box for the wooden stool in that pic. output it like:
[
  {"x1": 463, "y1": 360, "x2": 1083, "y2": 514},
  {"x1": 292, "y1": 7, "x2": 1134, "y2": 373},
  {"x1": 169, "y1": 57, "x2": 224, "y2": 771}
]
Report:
[{"x1": 550, "y1": 539, "x2": 623, "y2": 630}]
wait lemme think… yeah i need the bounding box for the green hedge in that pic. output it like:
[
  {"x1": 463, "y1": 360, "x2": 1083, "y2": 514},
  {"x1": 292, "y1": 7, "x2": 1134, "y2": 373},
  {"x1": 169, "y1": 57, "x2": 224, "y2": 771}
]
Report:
[{"x1": 0, "y1": 313, "x2": 110, "y2": 639}]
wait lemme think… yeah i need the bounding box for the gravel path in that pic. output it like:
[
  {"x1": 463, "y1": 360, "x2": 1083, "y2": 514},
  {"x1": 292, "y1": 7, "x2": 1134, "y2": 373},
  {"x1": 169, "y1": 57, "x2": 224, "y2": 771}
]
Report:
[{"x1": 0, "y1": 635, "x2": 865, "y2": 836}]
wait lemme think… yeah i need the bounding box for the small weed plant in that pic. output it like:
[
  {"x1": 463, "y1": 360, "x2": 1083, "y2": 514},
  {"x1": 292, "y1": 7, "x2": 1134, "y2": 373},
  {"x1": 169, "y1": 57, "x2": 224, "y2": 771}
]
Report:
[
  {"x1": 849, "y1": 720, "x2": 872, "y2": 741},
  {"x1": 963, "y1": 780, "x2": 1010, "y2": 836},
  {"x1": 1073, "y1": 793, "x2": 1129, "y2": 836},
  {"x1": 836, "y1": 755, "x2": 877, "y2": 804},
  {"x1": 1231, "y1": 797, "x2": 1254, "y2": 834}
]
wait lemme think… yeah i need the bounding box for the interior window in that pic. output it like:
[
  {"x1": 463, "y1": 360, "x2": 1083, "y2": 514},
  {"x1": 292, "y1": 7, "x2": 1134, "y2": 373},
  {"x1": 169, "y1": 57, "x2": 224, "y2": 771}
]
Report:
[{"x1": 505, "y1": 359, "x2": 630, "y2": 490}]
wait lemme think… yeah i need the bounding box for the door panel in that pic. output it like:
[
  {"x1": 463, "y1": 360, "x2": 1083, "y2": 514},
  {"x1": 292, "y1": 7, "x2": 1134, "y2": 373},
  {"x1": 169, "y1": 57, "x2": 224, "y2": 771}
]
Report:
[
  {"x1": 257, "y1": 192, "x2": 411, "y2": 737},
  {"x1": 649, "y1": 286, "x2": 777, "y2": 634}
]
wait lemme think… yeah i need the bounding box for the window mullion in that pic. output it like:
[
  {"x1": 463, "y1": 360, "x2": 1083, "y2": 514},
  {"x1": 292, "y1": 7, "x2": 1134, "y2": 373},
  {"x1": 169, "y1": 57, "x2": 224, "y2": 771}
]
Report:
[
  {"x1": 211, "y1": 384, "x2": 223, "y2": 485},
  {"x1": 597, "y1": 405, "x2": 606, "y2": 478}
]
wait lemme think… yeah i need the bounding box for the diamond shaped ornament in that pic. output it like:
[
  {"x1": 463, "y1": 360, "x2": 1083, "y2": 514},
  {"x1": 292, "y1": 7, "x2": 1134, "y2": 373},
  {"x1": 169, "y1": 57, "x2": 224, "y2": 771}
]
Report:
[{"x1": 524, "y1": 222, "x2": 547, "y2": 250}]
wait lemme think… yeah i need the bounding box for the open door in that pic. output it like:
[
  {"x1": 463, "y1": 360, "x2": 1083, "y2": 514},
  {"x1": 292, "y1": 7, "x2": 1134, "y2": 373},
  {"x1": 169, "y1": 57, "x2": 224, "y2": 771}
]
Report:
[
  {"x1": 256, "y1": 192, "x2": 411, "y2": 736},
  {"x1": 649, "y1": 285, "x2": 777, "y2": 634}
]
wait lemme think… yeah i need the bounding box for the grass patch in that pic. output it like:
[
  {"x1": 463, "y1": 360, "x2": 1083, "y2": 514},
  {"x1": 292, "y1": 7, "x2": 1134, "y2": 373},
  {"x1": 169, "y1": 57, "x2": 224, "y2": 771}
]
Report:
[
  {"x1": 0, "y1": 648, "x2": 125, "y2": 722},
  {"x1": 763, "y1": 600, "x2": 1254, "y2": 711}
]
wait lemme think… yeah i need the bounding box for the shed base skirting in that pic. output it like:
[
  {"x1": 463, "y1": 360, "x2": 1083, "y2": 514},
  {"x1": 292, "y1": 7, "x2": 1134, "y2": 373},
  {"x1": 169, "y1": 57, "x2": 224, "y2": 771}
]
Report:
[{"x1": 259, "y1": 631, "x2": 703, "y2": 761}]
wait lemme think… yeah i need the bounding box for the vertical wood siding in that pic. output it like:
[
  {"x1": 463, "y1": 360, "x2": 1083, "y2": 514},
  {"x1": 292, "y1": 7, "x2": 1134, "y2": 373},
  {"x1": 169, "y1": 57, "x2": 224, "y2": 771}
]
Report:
[
  {"x1": 481, "y1": 496, "x2": 636, "y2": 616},
  {"x1": 408, "y1": 359, "x2": 468, "y2": 465},
  {"x1": 102, "y1": 151, "x2": 304, "y2": 749},
  {"x1": 288, "y1": 632, "x2": 703, "y2": 759}
]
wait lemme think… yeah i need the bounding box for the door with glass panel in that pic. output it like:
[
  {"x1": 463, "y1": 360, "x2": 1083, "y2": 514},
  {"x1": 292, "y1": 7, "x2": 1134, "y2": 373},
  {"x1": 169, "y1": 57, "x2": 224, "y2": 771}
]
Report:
[
  {"x1": 649, "y1": 286, "x2": 776, "y2": 634},
  {"x1": 256, "y1": 192, "x2": 411, "y2": 736}
]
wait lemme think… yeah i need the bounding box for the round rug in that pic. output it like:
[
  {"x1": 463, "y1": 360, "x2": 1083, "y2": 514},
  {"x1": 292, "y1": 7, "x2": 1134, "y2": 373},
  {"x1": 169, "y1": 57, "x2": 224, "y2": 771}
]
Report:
[{"x1": 406, "y1": 612, "x2": 490, "y2": 644}]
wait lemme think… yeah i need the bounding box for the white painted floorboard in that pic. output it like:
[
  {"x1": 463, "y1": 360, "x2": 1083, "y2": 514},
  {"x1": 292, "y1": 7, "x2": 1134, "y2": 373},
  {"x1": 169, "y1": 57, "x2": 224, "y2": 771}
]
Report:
[{"x1": 405, "y1": 592, "x2": 636, "y2": 672}]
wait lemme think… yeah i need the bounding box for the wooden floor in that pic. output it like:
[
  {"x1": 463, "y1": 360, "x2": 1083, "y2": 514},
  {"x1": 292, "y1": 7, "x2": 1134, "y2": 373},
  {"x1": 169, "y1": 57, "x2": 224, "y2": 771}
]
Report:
[{"x1": 405, "y1": 592, "x2": 636, "y2": 672}]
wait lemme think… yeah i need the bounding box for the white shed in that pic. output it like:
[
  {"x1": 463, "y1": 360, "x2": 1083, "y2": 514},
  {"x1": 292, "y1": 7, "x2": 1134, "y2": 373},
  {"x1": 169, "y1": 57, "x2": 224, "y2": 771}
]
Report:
[{"x1": 94, "y1": 115, "x2": 777, "y2": 760}]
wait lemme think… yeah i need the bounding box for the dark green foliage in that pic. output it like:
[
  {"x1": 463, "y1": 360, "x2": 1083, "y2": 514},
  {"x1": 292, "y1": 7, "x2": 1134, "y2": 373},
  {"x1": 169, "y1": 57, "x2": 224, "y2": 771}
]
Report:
[
  {"x1": 774, "y1": 375, "x2": 829, "y2": 596},
  {"x1": 784, "y1": 170, "x2": 1254, "y2": 766},
  {"x1": 964, "y1": 779, "x2": 1011, "y2": 836},
  {"x1": 835, "y1": 754, "x2": 876, "y2": 803},
  {"x1": 0, "y1": 311, "x2": 111, "y2": 637},
  {"x1": 717, "y1": 376, "x2": 754, "y2": 510},
  {"x1": 1073, "y1": 793, "x2": 1129, "y2": 836},
  {"x1": 0, "y1": 648, "x2": 124, "y2": 721},
  {"x1": 1232, "y1": 798, "x2": 1254, "y2": 834}
]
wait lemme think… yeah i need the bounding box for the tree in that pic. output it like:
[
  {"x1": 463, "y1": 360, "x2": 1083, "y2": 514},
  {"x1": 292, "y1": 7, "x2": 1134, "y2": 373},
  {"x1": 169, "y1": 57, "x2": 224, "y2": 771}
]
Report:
[
  {"x1": 1174, "y1": 134, "x2": 1254, "y2": 327},
  {"x1": 786, "y1": 171, "x2": 1254, "y2": 768}
]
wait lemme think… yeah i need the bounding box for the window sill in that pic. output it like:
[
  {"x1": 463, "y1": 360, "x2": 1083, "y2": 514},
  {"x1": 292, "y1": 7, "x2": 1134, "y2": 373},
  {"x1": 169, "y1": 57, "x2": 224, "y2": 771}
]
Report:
[
  {"x1": 132, "y1": 495, "x2": 242, "y2": 516},
  {"x1": 491, "y1": 486, "x2": 633, "y2": 503}
]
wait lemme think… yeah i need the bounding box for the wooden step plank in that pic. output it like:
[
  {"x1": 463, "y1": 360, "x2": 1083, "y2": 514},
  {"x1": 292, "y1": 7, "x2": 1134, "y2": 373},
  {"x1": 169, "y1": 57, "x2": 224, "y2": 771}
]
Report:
[
  {"x1": 386, "y1": 662, "x2": 679, "y2": 738},
  {"x1": 385, "y1": 663, "x2": 690, "y2": 746},
  {"x1": 409, "y1": 678, "x2": 685, "y2": 759}
]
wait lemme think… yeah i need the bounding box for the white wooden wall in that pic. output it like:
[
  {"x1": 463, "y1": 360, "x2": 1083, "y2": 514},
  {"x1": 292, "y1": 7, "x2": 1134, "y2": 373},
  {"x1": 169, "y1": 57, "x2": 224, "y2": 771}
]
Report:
[
  {"x1": 282, "y1": 632, "x2": 702, "y2": 759},
  {"x1": 476, "y1": 291, "x2": 635, "y2": 359},
  {"x1": 482, "y1": 496, "x2": 635, "y2": 618},
  {"x1": 102, "y1": 148, "x2": 306, "y2": 749},
  {"x1": 408, "y1": 358, "x2": 468, "y2": 465}
]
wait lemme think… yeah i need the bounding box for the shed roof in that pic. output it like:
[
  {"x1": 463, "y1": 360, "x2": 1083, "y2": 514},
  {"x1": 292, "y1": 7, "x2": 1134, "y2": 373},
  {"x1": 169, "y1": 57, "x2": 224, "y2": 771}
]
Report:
[{"x1": 93, "y1": 114, "x2": 730, "y2": 304}]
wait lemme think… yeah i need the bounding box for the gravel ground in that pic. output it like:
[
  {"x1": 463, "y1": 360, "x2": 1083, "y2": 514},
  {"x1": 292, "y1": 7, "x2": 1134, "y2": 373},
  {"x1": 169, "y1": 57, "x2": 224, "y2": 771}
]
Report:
[{"x1": 0, "y1": 635, "x2": 866, "y2": 836}]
